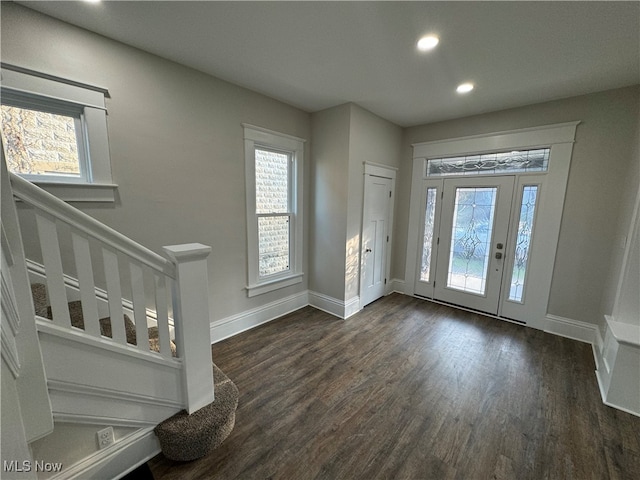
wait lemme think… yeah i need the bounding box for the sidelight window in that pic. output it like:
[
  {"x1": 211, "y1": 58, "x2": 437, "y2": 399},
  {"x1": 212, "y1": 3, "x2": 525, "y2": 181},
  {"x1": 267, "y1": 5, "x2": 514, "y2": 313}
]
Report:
[{"x1": 508, "y1": 185, "x2": 539, "y2": 303}]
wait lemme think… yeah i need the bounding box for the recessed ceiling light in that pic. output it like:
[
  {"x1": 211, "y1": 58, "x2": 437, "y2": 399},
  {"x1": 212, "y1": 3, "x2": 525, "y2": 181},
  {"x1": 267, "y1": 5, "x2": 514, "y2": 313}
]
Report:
[
  {"x1": 83, "y1": 0, "x2": 101, "y2": 3},
  {"x1": 456, "y1": 83, "x2": 474, "y2": 94},
  {"x1": 417, "y1": 35, "x2": 439, "y2": 52}
]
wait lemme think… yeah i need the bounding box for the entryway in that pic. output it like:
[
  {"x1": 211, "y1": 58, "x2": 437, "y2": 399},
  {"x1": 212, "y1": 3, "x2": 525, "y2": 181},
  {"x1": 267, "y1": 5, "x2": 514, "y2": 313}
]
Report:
[{"x1": 404, "y1": 122, "x2": 579, "y2": 328}]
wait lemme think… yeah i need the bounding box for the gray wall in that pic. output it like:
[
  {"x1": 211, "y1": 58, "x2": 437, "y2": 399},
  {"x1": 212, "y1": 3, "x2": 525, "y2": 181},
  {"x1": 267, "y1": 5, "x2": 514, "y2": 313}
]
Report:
[
  {"x1": 395, "y1": 86, "x2": 640, "y2": 325},
  {"x1": 346, "y1": 104, "x2": 402, "y2": 300},
  {"x1": 1, "y1": 3, "x2": 311, "y2": 322},
  {"x1": 310, "y1": 103, "x2": 401, "y2": 302},
  {"x1": 309, "y1": 104, "x2": 351, "y2": 300},
  {"x1": 601, "y1": 102, "x2": 640, "y2": 331}
]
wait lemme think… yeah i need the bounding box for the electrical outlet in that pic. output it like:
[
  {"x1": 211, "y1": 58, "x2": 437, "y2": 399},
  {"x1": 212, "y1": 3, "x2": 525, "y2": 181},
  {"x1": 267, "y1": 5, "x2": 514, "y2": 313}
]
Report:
[{"x1": 96, "y1": 427, "x2": 115, "y2": 450}]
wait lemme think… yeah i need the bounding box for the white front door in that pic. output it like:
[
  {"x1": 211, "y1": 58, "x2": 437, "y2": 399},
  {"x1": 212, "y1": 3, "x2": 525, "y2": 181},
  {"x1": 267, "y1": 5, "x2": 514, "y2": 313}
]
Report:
[
  {"x1": 433, "y1": 176, "x2": 515, "y2": 314},
  {"x1": 361, "y1": 175, "x2": 392, "y2": 307}
]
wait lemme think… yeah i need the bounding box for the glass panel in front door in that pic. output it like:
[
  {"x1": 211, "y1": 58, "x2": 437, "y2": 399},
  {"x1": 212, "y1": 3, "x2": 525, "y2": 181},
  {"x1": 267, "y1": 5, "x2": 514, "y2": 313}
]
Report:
[{"x1": 447, "y1": 187, "x2": 497, "y2": 296}]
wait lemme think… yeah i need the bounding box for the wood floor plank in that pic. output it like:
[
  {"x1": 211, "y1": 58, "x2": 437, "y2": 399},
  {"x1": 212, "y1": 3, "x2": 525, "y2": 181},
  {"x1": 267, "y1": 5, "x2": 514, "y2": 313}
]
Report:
[{"x1": 149, "y1": 294, "x2": 640, "y2": 480}]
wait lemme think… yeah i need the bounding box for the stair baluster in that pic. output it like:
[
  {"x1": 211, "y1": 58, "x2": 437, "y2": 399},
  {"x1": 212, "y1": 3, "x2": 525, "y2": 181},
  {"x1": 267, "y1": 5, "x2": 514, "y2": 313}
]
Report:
[
  {"x1": 154, "y1": 273, "x2": 172, "y2": 359},
  {"x1": 70, "y1": 229, "x2": 101, "y2": 337},
  {"x1": 35, "y1": 211, "x2": 72, "y2": 329},
  {"x1": 102, "y1": 246, "x2": 127, "y2": 344},
  {"x1": 129, "y1": 261, "x2": 150, "y2": 352}
]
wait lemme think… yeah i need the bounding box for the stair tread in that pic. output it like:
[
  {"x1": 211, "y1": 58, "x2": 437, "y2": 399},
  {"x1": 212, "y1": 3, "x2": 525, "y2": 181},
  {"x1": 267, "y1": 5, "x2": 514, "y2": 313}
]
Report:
[{"x1": 154, "y1": 363, "x2": 239, "y2": 461}]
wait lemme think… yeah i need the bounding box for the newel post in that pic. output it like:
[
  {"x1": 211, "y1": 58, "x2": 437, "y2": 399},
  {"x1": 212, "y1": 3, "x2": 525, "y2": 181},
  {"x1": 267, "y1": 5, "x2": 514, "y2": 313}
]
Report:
[{"x1": 163, "y1": 243, "x2": 214, "y2": 414}]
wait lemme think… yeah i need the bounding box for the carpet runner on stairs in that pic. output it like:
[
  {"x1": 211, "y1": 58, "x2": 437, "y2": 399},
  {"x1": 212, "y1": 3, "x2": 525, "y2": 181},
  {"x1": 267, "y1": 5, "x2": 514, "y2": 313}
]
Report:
[
  {"x1": 31, "y1": 283, "x2": 177, "y2": 356},
  {"x1": 154, "y1": 363, "x2": 239, "y2": 461},
  {"x1": 30, "y1": 282, "x2": 239, "y2": 461}
]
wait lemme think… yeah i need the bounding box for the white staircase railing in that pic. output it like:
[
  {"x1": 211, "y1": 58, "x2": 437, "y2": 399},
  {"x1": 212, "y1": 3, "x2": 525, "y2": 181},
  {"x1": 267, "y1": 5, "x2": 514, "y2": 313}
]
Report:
[{"x1": 9, "y1": 172, "x2": 214, "y2": 413}]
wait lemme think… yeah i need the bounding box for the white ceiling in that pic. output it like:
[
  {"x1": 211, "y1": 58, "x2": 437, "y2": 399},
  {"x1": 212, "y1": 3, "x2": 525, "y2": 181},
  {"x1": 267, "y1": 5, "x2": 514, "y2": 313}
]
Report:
[{"x1": 15, "y1": 1, "x2": 640, "y2": 127}]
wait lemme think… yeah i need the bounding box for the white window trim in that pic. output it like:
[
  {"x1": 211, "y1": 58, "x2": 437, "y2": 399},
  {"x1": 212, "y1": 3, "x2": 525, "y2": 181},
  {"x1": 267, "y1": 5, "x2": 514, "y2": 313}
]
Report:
[
  {"x1": 243, "y1": 123, "x2": 305, "y2": 297},
  {"x1": 1, "y1": 64, "x2": 116, "y2": 202}
]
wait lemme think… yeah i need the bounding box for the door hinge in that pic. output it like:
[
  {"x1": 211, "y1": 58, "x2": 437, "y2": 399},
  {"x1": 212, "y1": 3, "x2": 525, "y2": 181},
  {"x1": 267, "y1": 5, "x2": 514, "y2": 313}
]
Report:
[
  {"x1": 437, "y1": 237, "x2": 440, "y2": 245},
  {"x1": 389, "y1": 191, "x2": 392, "y2": 198},
  {"x1": 386, "y1": 235, "x2": 389, "y2": 242},
  {"x1": 441, "y1": 191, "x2": 444, "y2": 199},
  {"x1": 433, "y1": 281, "x2": 436, "y2": 287},
  {"x1": 384, "y1": 278, "x2": 387, "y2": 285}
]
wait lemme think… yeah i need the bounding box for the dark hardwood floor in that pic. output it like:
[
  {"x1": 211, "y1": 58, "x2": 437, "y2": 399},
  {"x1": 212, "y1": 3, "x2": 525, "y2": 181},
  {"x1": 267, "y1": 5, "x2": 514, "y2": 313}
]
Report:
[{"x1": 149, "y1": 294, "x2": 640, "y2": 480}]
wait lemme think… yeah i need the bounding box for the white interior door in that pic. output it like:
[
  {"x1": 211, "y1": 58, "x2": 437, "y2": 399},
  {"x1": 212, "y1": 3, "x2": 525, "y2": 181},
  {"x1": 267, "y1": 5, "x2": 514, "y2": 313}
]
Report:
[
  {"x1": 433, "y1": 176, "x2": 515, "y2": 314},
  {"x1": 361, "y1": 175, "x2": 392, "y2": 307}
]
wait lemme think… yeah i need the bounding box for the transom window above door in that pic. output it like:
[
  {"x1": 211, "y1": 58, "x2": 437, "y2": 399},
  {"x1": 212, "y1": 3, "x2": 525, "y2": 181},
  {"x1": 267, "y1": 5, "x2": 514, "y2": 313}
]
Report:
[{"x1": 426, "y1": 148, "x2": 550, "y2": 177}]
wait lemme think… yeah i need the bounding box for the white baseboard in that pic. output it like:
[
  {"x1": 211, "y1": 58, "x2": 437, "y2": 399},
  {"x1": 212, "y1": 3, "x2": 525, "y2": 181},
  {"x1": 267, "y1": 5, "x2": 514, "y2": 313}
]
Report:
[
  {"x1": 544, "y1": 314, "x2": 597, "y2": 344},
  {"x1": 48, "y1": 427, "x2": 160, "y2": 480},
  {"x1": 389, "y1": 278, "x2": 406, "y2": 295},
  {"x1": 210, "y1": 290, "x2": 308, "y2": 344},
  {"x1": 308, "y1": 291, "x2": 360, "y2": 319},
  {"x1": 344, "y1": 296, "x2": 361, "y2": 319}
]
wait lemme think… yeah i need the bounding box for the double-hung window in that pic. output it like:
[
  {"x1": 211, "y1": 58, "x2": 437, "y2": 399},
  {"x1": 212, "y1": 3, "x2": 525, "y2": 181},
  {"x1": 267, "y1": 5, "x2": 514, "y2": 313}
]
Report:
[
  {"x1": 243, "y1": 124, "x2": 305, "y2": 296},
  {"x1": 0, "y1": 65, "x2": 115, "y2": 201}
]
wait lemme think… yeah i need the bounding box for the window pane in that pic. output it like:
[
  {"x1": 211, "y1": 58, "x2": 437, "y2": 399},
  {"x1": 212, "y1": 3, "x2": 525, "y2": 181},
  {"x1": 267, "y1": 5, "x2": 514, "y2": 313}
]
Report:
[
  {"x1": 509, "y1": 186, "x2": 538, "y2": 302},
  {"x1": 427, "y1": 148, "x2": 549, "y2": 177},
  {"x1": 420, "y1": 188, "x2": 437, "y2": 282},
  {"x1": 0, "y1": 105, "x2": 81, "y2": 177},
  {"x1": 255, "y1": 149, "x2": 289, "y2": 214},
  {"x1": 447, "y1": 187, "x2": 497, "y2": 295},
  {"x1": 258, "y1": 215, "x2": 290, "y2": 277}
]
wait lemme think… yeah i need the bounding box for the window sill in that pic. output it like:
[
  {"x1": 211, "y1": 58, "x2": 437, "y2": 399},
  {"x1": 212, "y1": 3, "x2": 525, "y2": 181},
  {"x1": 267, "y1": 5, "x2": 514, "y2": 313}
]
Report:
[
  {"x1": 246, "y1": 273, "x2": 303, "y2": 297},
  {"x1": 31, "y1": 181, "x2": 118, "y2": 203}
]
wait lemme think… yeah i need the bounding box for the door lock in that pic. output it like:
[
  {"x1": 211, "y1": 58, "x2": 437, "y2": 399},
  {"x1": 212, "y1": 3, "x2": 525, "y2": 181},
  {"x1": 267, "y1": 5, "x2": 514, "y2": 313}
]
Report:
[
  {"x1": 365, "y1": 248, "x2": 372, "y2": 253},
  {"x1": 495, "y1": 252, "x2": 503, "y2": 259},
  {"x1": 496, "y1": 243, "x2": 504, "y2": 249}
]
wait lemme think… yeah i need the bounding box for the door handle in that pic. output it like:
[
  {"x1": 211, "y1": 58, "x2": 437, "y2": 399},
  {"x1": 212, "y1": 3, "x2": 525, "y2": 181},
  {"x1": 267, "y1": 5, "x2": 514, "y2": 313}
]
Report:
[
  {"x1": 365, "y1": 248, "x2": 372, "y2": 253},
  {"x1": 495, "y1": 252, "x2": 503, "y2": 259}
]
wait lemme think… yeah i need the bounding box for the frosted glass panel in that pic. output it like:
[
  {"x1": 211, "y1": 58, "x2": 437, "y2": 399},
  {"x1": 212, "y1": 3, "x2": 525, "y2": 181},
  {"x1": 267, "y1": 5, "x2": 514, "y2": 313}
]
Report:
[
  {"x1": 447, "y1": 187, "x2": 497, "y2": 295},
  {"x1": 427, "y1": 148, "x2": 549, "y2": 177},
  {"x1": 1, "y1": 105, "x2": 81, "y2": 177},
  {"x1": 509, "y1": 186, "x2": 538, "y2": 302},
  {"x1": 255, "y1": 149, "x2": 289, "y2": 214},
  {"x1": 420, "y1": 188, "x2": 437, "y2": 282},
  {"x1": 258, "y1": 216, "x2": 290, "y2": 277}
]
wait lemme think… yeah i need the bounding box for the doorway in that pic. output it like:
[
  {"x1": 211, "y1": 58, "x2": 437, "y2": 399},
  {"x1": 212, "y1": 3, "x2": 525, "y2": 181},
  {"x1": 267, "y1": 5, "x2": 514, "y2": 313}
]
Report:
[
  {"x1": 360, "y1": 163, "x2": 396, "y2": 308},
  {"x1": 404, "y1": 122, "x2": 579, "y2": 328},
  {"x1": 433, "y1": 176, "x2": 515, "y2": 314}
]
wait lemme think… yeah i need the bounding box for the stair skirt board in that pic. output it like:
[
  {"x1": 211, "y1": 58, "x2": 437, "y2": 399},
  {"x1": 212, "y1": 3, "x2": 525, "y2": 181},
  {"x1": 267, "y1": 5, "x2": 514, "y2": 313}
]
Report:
[
  {"x1": 46, "y1": 427, "x2": 161, "y2": 480},
  {"x1": 48, "y1": 380, "x2": 183, "y2": 428},
  {"x1": 27, "y1": 260, "x2": 176, "y2": 339},
  {"x1": 38, "y1": 325, "x2": 184, "y2": 418}
]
